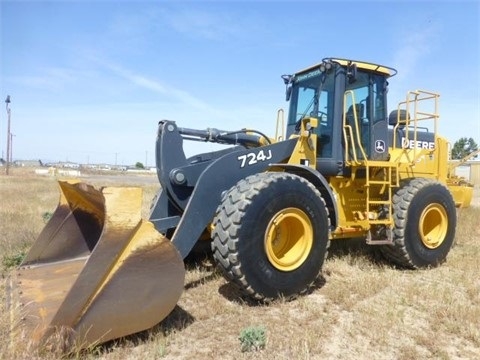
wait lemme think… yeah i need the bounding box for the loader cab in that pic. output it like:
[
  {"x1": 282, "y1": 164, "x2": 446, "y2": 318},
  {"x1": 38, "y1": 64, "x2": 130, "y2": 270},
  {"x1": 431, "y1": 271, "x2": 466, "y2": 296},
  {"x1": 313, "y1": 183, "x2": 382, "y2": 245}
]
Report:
[{"x1": 285, "y1": 58, "x2": 396, "y2": 176}]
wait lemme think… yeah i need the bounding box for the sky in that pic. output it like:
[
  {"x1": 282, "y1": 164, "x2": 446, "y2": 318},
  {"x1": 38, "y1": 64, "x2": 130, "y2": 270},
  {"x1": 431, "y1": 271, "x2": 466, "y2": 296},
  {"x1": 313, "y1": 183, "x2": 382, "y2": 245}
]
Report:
[{"x1": 1, "y1": 0, "x2": 479, "y2": 166}]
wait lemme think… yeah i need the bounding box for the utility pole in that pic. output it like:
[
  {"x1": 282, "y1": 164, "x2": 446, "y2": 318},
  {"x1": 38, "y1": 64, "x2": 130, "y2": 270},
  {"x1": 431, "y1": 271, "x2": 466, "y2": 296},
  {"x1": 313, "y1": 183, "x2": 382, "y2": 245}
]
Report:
[
  {"x1": 10, "y1": 133, "x2": 15, "y2": 164},
  {"x1": 5, "y1": 95, "x2": 11, "y2": 175}
]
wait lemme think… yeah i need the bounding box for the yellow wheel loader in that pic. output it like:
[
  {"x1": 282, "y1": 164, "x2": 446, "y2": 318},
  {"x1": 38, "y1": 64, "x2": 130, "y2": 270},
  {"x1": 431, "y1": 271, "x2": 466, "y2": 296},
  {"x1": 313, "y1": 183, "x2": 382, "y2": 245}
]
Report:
[{"x1": 7, "y1": 58, "x2": 473, "y2": 350}]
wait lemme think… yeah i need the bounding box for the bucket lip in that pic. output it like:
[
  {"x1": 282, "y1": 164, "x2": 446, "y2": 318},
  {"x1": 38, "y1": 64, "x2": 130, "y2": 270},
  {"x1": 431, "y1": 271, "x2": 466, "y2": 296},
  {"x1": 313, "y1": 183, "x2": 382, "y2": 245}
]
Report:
[{"x1": 20, "y1": 255, "x2": 90, "y2": 269}]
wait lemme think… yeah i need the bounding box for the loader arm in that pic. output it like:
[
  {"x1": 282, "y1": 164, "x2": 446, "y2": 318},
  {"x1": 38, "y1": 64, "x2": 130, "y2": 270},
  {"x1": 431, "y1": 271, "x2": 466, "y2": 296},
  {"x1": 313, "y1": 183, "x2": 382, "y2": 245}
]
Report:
[{"x1": 150, "y1": 120, "x2": 298, "y2": 259}]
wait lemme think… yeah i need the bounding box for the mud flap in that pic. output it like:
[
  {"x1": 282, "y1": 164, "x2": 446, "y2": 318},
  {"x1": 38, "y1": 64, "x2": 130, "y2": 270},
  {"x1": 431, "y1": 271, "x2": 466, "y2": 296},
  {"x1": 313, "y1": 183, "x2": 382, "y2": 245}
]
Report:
[{"x1": 7, "y1": 181, "x2": 185, "y2": 350}]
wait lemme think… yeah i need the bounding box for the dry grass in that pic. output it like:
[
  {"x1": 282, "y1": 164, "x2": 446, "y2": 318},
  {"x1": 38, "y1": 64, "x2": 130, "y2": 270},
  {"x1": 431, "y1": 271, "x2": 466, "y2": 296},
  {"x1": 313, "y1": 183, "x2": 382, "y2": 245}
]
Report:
[{"x1": 1, "y1": 168, "x2": 479, "y2": 359}]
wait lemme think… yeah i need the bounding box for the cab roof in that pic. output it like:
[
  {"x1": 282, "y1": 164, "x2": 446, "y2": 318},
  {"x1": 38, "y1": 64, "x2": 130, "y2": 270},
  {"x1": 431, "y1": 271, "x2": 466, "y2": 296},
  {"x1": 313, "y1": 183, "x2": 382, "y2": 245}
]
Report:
[{"x1": 296, "y1": 57, "x2": 397, "y2": 78}]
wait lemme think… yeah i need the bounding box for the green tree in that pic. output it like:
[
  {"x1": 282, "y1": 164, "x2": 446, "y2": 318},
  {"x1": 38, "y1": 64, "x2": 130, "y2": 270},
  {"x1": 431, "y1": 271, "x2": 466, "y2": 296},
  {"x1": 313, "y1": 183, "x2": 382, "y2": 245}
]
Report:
[
  {"x1": 135, "y1": 161, "x2": 145, "y2": 169},
  {"x1": 451, "y1": 137, "x2": 478, "y2": 160}
]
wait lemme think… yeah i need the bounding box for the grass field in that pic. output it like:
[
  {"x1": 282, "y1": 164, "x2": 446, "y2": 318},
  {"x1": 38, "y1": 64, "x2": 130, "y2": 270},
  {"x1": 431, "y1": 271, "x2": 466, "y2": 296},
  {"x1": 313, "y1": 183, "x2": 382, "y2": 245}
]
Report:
[{"x1": 1, "y1": 169, "x2": 479, "y2": 359}]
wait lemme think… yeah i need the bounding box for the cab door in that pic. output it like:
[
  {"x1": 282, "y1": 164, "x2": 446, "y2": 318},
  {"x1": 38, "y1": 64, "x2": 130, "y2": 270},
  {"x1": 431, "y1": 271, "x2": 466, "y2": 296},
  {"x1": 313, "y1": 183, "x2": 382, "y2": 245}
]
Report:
[{"x1": 344, "y1": 71, "x2": 389, "y2": 162}]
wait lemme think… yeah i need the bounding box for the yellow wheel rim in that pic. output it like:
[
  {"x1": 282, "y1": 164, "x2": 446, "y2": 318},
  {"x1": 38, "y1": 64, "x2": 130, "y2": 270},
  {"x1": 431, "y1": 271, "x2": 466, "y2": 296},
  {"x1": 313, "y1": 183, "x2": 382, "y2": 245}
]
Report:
[
  {"x1": 264, "y1": 208, "x2": 313, "y2": 271},
  {"x1": 419, "y1": 203, "x2": 448, "y2": 249}
]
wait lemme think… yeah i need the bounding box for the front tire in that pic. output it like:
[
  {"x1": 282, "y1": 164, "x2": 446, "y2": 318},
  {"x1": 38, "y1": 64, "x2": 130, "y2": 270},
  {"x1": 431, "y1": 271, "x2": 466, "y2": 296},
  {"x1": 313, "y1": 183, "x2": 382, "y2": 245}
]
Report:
[
  {"x1": 211, "y1": 172, "x2": 330, "y2": 301},
  {"x1": 381, "y1": 178, "x2": 457, "y2": 268}
]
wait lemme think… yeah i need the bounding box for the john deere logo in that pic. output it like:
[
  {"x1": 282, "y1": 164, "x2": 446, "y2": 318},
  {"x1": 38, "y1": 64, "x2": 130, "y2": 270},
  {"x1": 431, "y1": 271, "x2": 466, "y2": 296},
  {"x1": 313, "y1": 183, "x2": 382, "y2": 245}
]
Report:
[
  {"x1": 375, "y1": 140, "x2": 386, "y2": 153},
  {"x1": 401, "y1": 137, "x2": 435, "y2": 150}
]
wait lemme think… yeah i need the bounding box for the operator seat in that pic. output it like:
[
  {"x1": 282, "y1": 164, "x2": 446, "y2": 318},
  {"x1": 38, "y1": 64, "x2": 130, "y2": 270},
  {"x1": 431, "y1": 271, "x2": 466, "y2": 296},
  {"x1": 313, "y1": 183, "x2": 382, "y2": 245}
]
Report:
[
  {"x1": 346, "y1": 103, "x2": 364, "y2": 127},
  {"x1": 388, "y1": 110, "x2": 409, "y2": 148},
  {"x1": 345, "y1": 103, "x2": 365, "y2": 159}
]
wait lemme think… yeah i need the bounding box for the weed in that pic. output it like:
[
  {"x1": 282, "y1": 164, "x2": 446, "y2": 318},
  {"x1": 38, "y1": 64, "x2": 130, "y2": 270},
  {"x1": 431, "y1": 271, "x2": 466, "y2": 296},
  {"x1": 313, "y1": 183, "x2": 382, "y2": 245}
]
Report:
[
  {"x1": 2, "y1": 251, "x2": 26, "y2": 270},
  {"x1": 239, "y1": 326, "x2": 266, "y2": 352},
  {"x1": 153, "y1": 341, "x2": 168, "y2": 358},
  {"x1": 42, "y1": 211, "x2": 54, "y2": 223}
]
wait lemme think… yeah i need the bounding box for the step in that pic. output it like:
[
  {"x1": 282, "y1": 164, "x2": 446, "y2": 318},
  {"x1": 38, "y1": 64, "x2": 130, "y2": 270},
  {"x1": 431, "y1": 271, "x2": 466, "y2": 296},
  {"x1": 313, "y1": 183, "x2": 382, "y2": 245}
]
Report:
[
  {"x1": 366, "y1": 229, "x2": 394, "y2": 245},
  {"x1": 368, "y1": 200, "x2": 392, "y2": 205},
  {"x1": 366, "y1": 238, "x2": 394, "y2": 245},
  {"x1": 368, "y1": 180, "x2": 392, "y2": 185},
  {"x1": 368, "y1": 219, "x2": 394, "y2": 225}
]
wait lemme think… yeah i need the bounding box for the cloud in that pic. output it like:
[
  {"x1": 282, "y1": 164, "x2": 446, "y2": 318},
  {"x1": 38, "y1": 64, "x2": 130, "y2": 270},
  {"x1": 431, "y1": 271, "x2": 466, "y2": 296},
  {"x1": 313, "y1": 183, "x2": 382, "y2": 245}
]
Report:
[
  {"x1": 391, "y1": 22, "x2": 440, "y2": 81},
  {"x1": 105, "y1": 7, "x2": 164, "y2": 51},
  {"x1": 100, "y1": 6, "x2": 247, "y2": 44},
  {"x1": 159, "y1": 6, "x2": 255, "y2": 42},
  {"x1": 164, "y1": 8, "x2": 236, "y2": 40},
  {"x1": 93, "y1": 57, "x2": 213, "y2": 110},
  {"x1": 7, "y1": 67, "x2": 79, "y2": 91}
]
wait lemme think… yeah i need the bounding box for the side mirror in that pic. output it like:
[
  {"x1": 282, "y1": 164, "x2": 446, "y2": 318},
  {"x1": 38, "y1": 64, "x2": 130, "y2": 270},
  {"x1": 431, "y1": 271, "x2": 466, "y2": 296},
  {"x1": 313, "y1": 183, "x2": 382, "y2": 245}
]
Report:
[
  {"x1": 347, "y1": 63, "x2": 357, "y2": 84},
  {"x1": 286, "y1": 85, "x2": 292, "y2": 101},
  {"x1": 281, "y1": 74, "x2": 294, "y2": 101}
]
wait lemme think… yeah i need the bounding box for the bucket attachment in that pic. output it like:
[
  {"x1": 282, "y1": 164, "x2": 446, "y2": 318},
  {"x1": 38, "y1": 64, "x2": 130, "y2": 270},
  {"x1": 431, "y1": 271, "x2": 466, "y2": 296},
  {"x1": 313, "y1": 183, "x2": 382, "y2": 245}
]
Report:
[{"x1": 7, "y1": 181, "x2": 185, "y2": 350}]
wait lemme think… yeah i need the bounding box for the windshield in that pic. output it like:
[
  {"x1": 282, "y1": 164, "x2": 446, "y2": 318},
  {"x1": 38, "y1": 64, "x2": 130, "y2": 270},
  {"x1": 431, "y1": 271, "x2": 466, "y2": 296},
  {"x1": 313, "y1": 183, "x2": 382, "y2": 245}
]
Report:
[
  {"x1": 287, "y1": 67, "x2": 336, "y2": 157},
  {"x1": 287, "y1": 68, "x2": 335, "y2": 128}
]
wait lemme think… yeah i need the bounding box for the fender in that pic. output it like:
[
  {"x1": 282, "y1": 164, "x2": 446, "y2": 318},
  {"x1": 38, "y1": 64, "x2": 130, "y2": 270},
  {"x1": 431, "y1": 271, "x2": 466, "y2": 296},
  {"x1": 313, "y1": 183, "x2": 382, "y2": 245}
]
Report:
[{"x1": 269, "y1": 163, "x2": 338, "y2": 230}]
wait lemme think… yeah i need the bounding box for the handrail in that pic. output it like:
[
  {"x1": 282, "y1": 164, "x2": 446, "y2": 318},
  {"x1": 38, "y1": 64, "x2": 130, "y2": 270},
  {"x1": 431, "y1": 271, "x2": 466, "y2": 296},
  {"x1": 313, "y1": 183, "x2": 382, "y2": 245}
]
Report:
[
  {"x1": 275, "y1": 108, "x2": 285, "y2": 142},
  {"x1": 392, "y1": 90, "x2": 440, "y2": 166},
  {"x1": 343, "y1": 90, "x2": 368, "y2": 165}
]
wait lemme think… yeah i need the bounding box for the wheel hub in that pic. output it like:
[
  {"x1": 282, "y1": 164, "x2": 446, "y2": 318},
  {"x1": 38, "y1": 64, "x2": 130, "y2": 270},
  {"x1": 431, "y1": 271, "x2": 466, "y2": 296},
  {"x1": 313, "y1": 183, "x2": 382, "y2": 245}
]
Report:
[
  {"x1": 264, "y1": 207, "x2": 313, "y2": 271},
  {"x1": 419, "y1": 203, "x2": 448, "y2": 249}
]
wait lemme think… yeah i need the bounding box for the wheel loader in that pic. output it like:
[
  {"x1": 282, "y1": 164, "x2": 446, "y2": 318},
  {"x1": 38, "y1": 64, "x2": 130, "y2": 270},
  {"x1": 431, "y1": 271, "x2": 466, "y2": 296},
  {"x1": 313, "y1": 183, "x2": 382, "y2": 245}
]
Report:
[{"x1": 7, "y1": 57, "x2": 474, "y2": 350}]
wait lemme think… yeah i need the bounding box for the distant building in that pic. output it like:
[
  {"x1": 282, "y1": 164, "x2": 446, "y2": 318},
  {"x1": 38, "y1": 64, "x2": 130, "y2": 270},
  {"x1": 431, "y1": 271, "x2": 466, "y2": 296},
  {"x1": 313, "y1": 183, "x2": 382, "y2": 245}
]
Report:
[
  {"x1": 13, "y1": 160, "x2": 43, "y2": 167},
  {"x1": 61, "y1": 162, "x2": 80, "y2": 169},
  {"x1": 452, "y1": 160, "x2": 480, "y2": 185}
]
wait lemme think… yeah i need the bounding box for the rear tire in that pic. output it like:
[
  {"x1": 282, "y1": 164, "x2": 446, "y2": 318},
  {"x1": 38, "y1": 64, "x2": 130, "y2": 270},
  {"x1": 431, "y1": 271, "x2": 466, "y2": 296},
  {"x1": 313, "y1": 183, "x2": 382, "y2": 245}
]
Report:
[
  {"x1": 381, "y1": 178, "x2": 456, "y2": 268},
  {"x1": 211, "y1": 172, "x2": 330, "y2": 301}
]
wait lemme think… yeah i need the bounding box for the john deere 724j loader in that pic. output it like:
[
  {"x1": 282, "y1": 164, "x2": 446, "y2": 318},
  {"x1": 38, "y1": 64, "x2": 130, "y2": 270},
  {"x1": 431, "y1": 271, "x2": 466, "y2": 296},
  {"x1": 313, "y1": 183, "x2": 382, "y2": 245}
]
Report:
[{"x1": 7, "y1": 58, "x2": 473, "y2": 349}]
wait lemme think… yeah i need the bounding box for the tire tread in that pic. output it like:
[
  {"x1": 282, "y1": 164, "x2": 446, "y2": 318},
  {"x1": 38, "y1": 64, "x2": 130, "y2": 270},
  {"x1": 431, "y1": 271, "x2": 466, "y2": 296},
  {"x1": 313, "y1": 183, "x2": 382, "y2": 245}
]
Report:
[
  {"x1": 381, "y1": 178, "x2": 455, "y2": 269},
  {"x1": 212, "y1": 172, "x2": 330, "y2": 301}
]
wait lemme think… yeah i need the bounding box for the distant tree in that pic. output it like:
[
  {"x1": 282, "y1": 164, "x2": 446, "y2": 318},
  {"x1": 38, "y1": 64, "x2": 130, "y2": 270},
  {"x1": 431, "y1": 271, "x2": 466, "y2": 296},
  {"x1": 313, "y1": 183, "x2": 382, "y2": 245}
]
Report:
[
  {"x1": 451, "y1": 137, "x2": 478, "y2": 160},
  {"x1": 135, "y1": 162, "x2": 145, "y2": 169}
]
